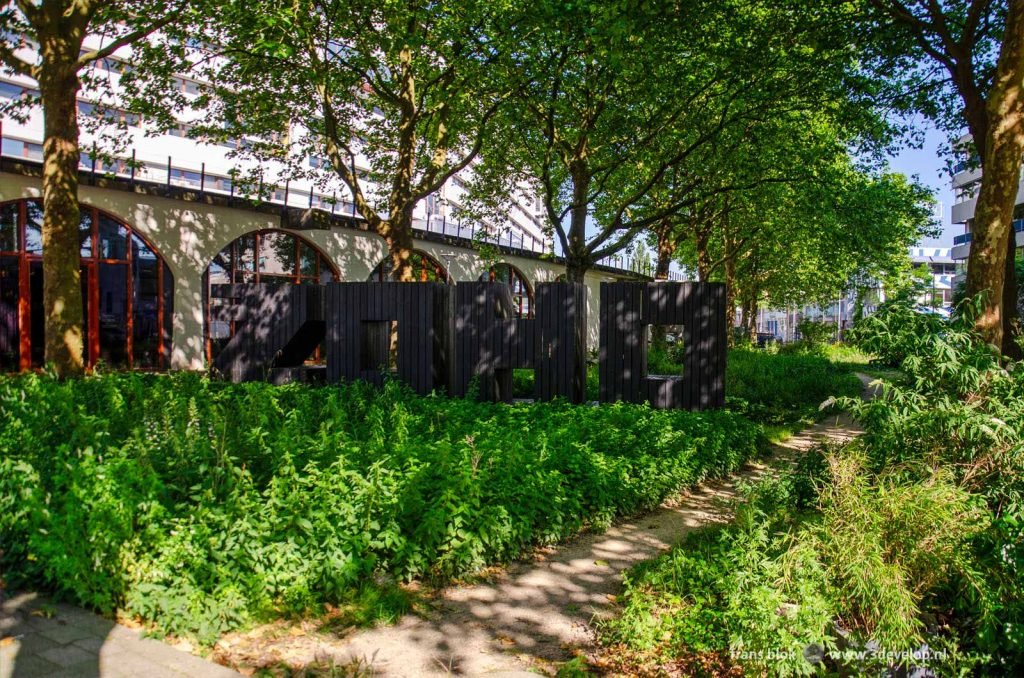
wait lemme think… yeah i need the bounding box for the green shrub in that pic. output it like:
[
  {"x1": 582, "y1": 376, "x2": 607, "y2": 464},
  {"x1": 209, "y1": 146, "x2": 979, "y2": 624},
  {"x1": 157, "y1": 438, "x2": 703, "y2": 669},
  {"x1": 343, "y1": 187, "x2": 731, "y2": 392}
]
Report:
[
  {"x1": 601, "y1": 297, "x2": 1024, "y2": 674},
  {"x1": 726, "y1": 349, "x2": 863, "y2": 425},
  {"x1": 796, "y1": 318, "x2": 836, "y2": 347},
  {"x1": 601, "y1": 448, "x2": 989, "y2": 676},
  {"x1": 0, "y1": 372, "x2": 759, "y2": 643}
]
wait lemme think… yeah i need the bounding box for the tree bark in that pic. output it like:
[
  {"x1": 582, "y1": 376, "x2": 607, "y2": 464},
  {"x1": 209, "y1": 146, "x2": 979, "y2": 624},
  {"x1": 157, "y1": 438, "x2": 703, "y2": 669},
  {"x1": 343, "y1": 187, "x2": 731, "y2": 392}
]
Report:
[
  {"x1": 563, "y1": 165, "x2": 593, "y2": 282},
  {"x1": 38, "y1": 43, "x2": 85, "y2": 375},
  {"x1": 1002, "y1": 223, "x2": 1022, "y2": 358},
  {"x1": 963, "y1": 0, "x2": 1024, "y2": 352},
  {"x1": 383, "y1": 204, "x2": 416, "y2": 282},
  {"x1": 741, "y1": 289, "x2": 759, "y2": 341},
  {"x1": 724, "y1": 252, "x2": 737, "y2": 346},
  {"x1": 654, "y1": 219, "x2": 675, "y2": 281},
  {"x1": 694, "y1": 225, "x2": 711, "y2": 281}
]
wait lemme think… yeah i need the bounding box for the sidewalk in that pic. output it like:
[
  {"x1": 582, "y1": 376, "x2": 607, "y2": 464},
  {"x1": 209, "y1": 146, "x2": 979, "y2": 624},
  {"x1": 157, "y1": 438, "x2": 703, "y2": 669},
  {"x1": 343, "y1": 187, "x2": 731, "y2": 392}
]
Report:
[{"x1": 0, "y1": 592, "x2": 239, "y2": 678}]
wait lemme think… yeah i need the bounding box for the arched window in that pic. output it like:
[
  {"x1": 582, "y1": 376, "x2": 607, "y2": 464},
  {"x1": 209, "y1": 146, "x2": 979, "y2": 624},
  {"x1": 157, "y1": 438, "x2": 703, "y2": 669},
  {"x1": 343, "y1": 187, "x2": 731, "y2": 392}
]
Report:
[
  {"x1": 204, "y1": 230, "x2": 337, "y2": 363},
  {"x1": 0, "y1": 198, "x2": 173, "y2": 371},
  {"x1": 368, "y1": 250, "x2": 452, "y2": 283},
  {"x1": 481, "y1": 263, "x2": 533, "y2": 318}
]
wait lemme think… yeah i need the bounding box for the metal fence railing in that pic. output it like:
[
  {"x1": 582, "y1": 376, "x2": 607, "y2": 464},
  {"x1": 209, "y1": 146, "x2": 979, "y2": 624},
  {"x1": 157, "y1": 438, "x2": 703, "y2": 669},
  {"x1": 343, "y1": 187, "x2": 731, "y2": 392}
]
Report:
[{"x1": 0, "y1": 129, "x2": 684, "y2": 281}]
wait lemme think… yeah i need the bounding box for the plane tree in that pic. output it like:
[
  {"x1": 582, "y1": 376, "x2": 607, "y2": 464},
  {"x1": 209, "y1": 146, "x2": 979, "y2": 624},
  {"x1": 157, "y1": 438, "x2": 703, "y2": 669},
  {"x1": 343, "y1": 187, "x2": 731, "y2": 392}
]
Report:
[
  {"x1": 861, "y1": 0, "x2": 1024, "y2": 354},
  {"x1": 195, "y1": 0, "x2": 512, "y2": 281},
  {"x1": 469, "y1": 0, "x2": 905, "y2": 282},
  {"x1": 0, "y1": 0, "x2": 198, "y2": 375}
]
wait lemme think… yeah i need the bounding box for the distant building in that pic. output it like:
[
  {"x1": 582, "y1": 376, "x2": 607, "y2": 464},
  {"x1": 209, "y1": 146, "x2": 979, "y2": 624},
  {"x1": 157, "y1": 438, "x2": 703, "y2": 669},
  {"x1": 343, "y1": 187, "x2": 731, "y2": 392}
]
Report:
[
  {"x1": 949, "y1": 140, "x2": 1024, "y2": 285},
  {"x1": 750, "y1": 247, "x2": 954, "y2": 342}
]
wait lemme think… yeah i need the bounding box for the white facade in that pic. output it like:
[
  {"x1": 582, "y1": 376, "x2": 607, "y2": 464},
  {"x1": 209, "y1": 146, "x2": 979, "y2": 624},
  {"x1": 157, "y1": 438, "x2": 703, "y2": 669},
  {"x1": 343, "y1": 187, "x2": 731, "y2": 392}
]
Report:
[{"x1": 949, "y1": 141, "x2": 1024, "y2": 264}]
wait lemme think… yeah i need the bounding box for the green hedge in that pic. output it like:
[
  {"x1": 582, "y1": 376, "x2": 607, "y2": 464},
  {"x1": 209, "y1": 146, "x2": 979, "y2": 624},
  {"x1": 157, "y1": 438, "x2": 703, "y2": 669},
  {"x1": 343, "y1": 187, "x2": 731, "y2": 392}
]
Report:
[{"x1": 0, "y1": 372, "x2": 760, "y2": 643}]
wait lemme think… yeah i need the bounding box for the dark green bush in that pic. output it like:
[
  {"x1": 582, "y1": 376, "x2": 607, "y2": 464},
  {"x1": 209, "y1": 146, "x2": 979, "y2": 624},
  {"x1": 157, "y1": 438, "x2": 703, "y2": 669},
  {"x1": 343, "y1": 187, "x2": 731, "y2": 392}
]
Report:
[{"x1": 0, "y1": 373, "x2": 759, "y2": 643}]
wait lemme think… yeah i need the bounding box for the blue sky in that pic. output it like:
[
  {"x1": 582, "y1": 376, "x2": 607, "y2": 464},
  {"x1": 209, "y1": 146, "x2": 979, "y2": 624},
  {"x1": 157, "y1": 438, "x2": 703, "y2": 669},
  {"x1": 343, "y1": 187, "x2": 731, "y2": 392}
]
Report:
[{"x1": 883, "y1": 120, "x2": 959, "y2": 248}]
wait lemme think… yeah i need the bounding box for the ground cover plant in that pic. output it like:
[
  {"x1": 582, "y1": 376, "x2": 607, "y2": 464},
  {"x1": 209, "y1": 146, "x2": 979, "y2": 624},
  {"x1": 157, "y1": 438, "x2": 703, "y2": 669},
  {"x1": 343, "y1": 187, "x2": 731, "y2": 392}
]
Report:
[
  {"x1": 0, "y1": 373, "x2": 760, "y2": 644},
  {"x1": 725, "y1": 348, "x2": 863, "y2": 426},
  {"x1": 599, "y1": 300, "x2": 1024, "y2": 675}
]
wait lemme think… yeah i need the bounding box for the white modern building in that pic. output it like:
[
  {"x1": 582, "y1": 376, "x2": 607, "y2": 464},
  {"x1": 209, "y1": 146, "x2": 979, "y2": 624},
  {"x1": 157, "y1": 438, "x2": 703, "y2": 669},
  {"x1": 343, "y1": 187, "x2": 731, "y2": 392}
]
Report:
[
  {"x1": 0, "y1": 35, "x2": 551, "y2": 254},
  {"x1": 751, "y1": 246, "x2": 955, "y2": 342},
  {"x1": 949, "y1": 143, "x2": 1024, "y2": 280}
]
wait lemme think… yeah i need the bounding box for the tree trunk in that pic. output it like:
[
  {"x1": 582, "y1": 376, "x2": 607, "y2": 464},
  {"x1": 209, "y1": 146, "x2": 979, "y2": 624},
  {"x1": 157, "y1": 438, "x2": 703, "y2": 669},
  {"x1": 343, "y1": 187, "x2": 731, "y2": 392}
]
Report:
[
  {"x1": 564, "y1": 256, "x2": 589, "y2": 283},
  {"x1": 694, "y1": 227, "x2": 711, "y2": 281},
  {"x1": 654, "y1": 220, "x2": 675, "y2": 281},
  {"x1": 742, "y1": 290, "x2": 759, "y2": 341},
  {"x1": 383, "y1": 44, "x2": 418, "y2": 283},
  {"x1": 1002, "y1": 224, "x2": 1022, "y2": 358},
  {"x1": 383, "y1": 205, "x2": 416, "y2": 281},
  {"x1": 964, "y1": 0, "x2": 1024, "y2": 353},
  {"x1": 38, "y1": 64, "x2": 85, "y2": 376},
  {"x1": 724, "y1": 253, "x2": 737, "y2": 346},
  {"x1": 965, "y1": 125, "x2": 1024, "y2": 352}
]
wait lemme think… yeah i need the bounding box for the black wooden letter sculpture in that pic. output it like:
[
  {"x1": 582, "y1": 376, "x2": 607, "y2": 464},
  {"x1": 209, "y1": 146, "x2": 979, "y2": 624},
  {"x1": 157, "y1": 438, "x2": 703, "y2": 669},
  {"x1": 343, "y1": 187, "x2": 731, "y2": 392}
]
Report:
[
  {"x1": 325, "y1": 282, "x2": 452, "y2": 395},
  {"x1": 210, "y1": 283, "x2": 326, "y2": 384},
  {"x1": 599, "y1": 281, "x2": 726, "y2": 410},
  {"x1": 453, "y1": 281, "x2": 587, "y2": 403}
]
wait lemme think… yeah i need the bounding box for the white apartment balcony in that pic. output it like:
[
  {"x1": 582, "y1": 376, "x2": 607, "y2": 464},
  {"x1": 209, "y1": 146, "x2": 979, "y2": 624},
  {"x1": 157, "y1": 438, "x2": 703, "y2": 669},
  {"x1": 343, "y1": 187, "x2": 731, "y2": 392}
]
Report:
[
  {"x1": 951, "y1": 165, "x2": 982, "y2": 189},
  {"x1": 952, "y1": 196, "x2": 977, "y2": 225},
  {"x1": 950, "y1": 219, "x2": 1024, "y2": 260}
]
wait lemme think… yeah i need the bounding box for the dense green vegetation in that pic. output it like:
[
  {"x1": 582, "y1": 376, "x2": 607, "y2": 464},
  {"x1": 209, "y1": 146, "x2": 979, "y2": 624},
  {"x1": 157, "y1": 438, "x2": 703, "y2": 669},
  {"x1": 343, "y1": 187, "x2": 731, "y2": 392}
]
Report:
[
  {"x1": 601, "y1": 302, "x2": 1024, "y2": 675},
  {"x1": 517, "y1": 345, "x2": 865, "y2": 429},
  {"x1": 0, "y1": 374, "x2": 761, "y2": 643},
  {"x1": 726, "y1": 347, "x2": 864, "y2": 426}
]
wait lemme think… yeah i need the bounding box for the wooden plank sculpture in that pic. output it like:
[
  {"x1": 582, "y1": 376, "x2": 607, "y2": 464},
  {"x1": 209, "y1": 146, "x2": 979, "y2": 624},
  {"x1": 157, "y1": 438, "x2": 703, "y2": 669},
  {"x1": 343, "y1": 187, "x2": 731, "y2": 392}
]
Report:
[
  {"x1": 599, "y1": 281, "x2": 726, "y2": 410},
  {"x1": 212, "y1": 280, "x2": 724, "y2": 410}
]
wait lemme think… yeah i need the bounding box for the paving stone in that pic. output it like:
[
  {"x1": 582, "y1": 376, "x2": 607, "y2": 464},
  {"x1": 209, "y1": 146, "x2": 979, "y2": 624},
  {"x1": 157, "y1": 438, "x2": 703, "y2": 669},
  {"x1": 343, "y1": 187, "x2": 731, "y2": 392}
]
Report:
[
  {"x1": 0, "y1": 652, "x2": 60, "y2": 678},
  {"x1": 95, "y1": 651, "x2": 186, "y2": 678},
  {"x1": 74, "y1": 635, "x2": 110, "y2": 653},
  {"x1": 37, "y1": 621, "x2": 103, "y2": 645},
  {"x1": 38, "y1": 643, "x2": 97, "y2": 667},
  {"x1": 1, "y1": 593, "x2": 240, "y2": 677},
  {"x1": 0, "y1": 592, "x2": 38, "y2": 614},
  {"x1": 47, "y1": 659, "x2": 103, "y2": 678},
  {"x1": 4, "y1": 631, "x2": 58, "y2": 656}
]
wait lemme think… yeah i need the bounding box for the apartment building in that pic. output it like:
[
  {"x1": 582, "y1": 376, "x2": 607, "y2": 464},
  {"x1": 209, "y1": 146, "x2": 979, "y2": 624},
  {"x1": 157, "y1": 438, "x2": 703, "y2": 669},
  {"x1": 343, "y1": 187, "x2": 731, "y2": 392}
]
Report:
[
  {"x1": 751, "y1": 247, "x2": 955, "y2": 342},
  {"x1": 949, "y1": 143, "x2": 1024, "y2": 284}
]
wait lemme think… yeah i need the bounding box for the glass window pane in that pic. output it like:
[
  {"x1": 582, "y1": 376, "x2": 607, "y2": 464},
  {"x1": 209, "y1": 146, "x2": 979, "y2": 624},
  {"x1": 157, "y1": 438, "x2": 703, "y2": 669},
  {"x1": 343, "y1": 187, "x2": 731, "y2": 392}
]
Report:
[
  {"x1": 131, "y1": 234, "x2": 156, "y2": 262},
  {"x1": 237, "y1": 234, "x2": 256, "y2": 271},
  {"x1": 98, "y1": 215, "x2": 127, "y2": 260},
  {"x1": 25, "y1": 200, "x2": 42, "y2": 254},
  {"x1": 0, "y1": 256, "x2": 19, "y2": 369},
  {"x1": 132, "y1": 248, "x2": 160, "y2": 368},
  {"x1": 79, "y1": 210, "x2": 93, "y2": 258},
  {"x1": 258, "y1": 231, "x2": 296, "y2": 275},
  {"x1": 209, "y1": 245, "x2": 232, "y2": 284},
  {"x1": 29, "y1": 261, "x2": 43, "y2": 366},
  {"x1": 299, "y1": 243, "x2": 318, "y2": 276},
  {"x1": 0, "y1": 203, "x2": 18, "y2": 252},
  {"x1": 98, "y1": 262, "x2": 128, "y2": 366}
]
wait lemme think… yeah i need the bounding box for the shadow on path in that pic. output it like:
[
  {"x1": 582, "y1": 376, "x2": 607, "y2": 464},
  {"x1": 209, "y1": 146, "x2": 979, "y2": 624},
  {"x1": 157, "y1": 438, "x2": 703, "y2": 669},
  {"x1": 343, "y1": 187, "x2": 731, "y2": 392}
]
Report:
[{"x1": 0, "y1": 592, "x2": 239, "y2": 678}]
